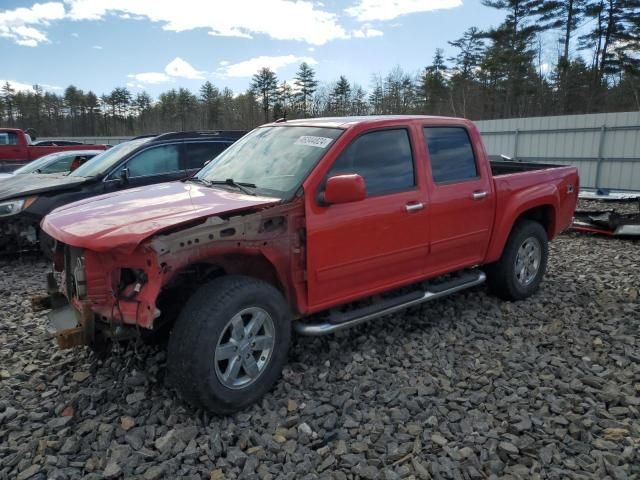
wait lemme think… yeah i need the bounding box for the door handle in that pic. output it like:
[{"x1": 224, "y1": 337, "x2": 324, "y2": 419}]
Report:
[
  {"x1": 472, "y1": 191, "x2": 488, "y2": 200},
  {"x1": 405, "y1": 202, "x2": 424, "y2": 212}
]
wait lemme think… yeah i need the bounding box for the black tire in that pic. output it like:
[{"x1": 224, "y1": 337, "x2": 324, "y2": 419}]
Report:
[
  {"x1": 167, "y1": 275, "x2": 291, "y2": 414},
  {"x1": 485, "y1": 219, "x2": 548, "y2": 301}
]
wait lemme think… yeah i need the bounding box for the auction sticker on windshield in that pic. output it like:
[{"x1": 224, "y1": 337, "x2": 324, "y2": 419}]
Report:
[{"x1": 294, "y1": 136, "x2": 334, "y2": 148}]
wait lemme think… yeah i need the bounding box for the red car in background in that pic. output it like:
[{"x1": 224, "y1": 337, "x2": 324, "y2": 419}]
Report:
[{"x1": 0, "y1": 128, "x2": 108, "y2": 171}]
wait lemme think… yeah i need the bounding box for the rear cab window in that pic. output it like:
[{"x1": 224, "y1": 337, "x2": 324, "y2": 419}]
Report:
[
  {"x1": 0, "y1": 132, "x2": 18, "y2": 145},
  {"x1": 423, "y1": 127, "x2": 478, "y2": 184},
  {"x1": 327, "y1": 128, "x2": 415, "y2": 196}
]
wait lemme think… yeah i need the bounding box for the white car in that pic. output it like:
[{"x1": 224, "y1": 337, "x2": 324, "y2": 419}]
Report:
[{"x1": 0, "y1": 150, "x2": 102, "y2": 179}]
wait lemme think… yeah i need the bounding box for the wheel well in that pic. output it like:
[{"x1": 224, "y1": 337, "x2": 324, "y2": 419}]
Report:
[
  {"x1": 516, "y1": 205, "x2": 555, "y2": 238},
  {"x1": 155, "y1": 255, "x2": 286, "y2": 328}
]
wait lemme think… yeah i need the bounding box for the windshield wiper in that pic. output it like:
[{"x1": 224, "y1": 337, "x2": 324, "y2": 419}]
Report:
[
  {"x1": 186, "y1": 176, "x2": 211, "y2": 186},
  {"x1": 209, "y1": 178, "x2": 257, "y2": 196}
]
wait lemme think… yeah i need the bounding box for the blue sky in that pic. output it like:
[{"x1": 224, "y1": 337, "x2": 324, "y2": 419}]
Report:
[{"x1": 1, "y1": 1, "x2": 506, "y2": 97}]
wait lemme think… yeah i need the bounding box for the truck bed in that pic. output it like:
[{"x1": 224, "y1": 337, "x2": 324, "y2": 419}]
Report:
[{"x1": 490, "y1": 160, "x2": 566, "y2": 176}]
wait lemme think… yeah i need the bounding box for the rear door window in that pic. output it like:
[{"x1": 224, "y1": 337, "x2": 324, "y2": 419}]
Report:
[
  {"x1": 327, "y1": 128, "x2": 415, "y2": 196},
  {"x1": 185, "y1": 142, "x2": 230, "y2": 170},
  {"x1": 423, "y1": 127, "x2": 478, "y2": 183},
  {"x1": 124, "y1": 144, "x2": 181, "y2": 177}
]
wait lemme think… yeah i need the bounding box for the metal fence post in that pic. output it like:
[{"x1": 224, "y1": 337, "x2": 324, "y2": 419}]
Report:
[
  {"x1": 594, "y1": 125, "x2": 607, "y2": 190},
  {"x1": 513, "y1": 129, "x2": 520, "y2": 161}
]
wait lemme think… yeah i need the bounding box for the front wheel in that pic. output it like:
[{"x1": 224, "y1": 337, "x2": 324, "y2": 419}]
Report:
[
  {"x1": 167, "y1": 276, "x2": 291, "y2": 414},
  {"x1": 485, "y1": 220, "x2": 549, "y2": 301}
]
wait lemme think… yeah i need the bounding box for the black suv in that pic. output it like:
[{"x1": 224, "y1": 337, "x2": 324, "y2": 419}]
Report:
[{"x1": 0, "y1": 130, "x2": 246, "y2": 253}]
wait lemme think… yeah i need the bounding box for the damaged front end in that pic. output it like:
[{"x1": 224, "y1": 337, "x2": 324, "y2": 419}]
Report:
[
  {"x1": 39, "y1": 242, "x2": 164, "y2": 349},
  {"x1": 0, "y1": 217, "x2": 39, "y2": 253},
  {"x1": 41, "y1": 201, "x2": 305, "y2": 350}
]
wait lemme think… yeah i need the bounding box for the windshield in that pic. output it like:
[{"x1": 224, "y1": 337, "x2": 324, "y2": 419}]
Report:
[
  {"x1": 70, "y1": 138, "x2": 150, "y2": 177},
  {"x1": 13, "y1": 152, "x2": 68, "y2": 174},
  {"x1": 197, "y1": 126, "x2": 342, "y2": 197}
]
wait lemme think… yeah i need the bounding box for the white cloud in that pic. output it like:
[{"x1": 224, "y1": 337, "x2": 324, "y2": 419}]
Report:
[
  {"x1": 345, "y1": 0, "x2": 462, "y2": 21},
  {"x1": 128, "y1": 57, "x2": 204, "y2": 84},
  {"x1": 63, "y1": 0, "x2": 348, "y2": 45},
  {"x1": 41, "y1": 83, "x2": 63, "y2": 90},
  {"x1": 353, "y1": 25, "x2": 383, "y2": 38},
  {"x1": 0, "y1": 79, "x2": 62, "y2": 92},
  {"x1": 71, "y1": 31, "x2": 79, "y2": 37},
  {"x1": 127, "y1": 72, "x2": 171, "y2": 84},
  {"x1": 92, "y1": 44, "x2": 102, "y2": 49},
  {"x1": 0, "y1": 80, "x2": 36, "y2": 92},
  {"x1": 219, "y1": 60, "x2": 230, "y2": 66},
  {"x1": 0, "y1": 2, "x2": 65, "y2": 46},
  {"x1": 164, "y1": 57, "x2": 205, "y2": 80},
  {"x1": 219, "y1": 55, "x2": 317, "y2": 78}
]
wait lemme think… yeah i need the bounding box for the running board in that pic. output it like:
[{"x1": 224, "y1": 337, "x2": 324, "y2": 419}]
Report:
[{"x1": 294, "y1": 270, "x2": 486, "y2": 336}]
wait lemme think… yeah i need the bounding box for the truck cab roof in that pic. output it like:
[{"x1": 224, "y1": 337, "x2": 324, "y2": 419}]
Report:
[{"x1": 264, "y1": 115, "x2": 471, "y2": 129}]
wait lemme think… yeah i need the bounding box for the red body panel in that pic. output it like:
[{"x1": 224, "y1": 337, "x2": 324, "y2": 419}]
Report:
[
  {"x1": 41, "y1": 182, "x2": 280, "y2": 253},
  {"x1": 0, "y1": 128, "x2": 107, "y2": 164},
  {"x1": 41, "y1": 116, "x2": 579, "y2": 330}
]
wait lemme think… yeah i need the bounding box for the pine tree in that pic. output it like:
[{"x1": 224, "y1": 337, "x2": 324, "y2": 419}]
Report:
[
  {"x1": 368, "y1": 76, "x2": 385, "y2": 114},
  {"x1": 2, "y1": 82, "x2": 16, "y2": 124},
  {"x1": 251, "y1": 67, "x2": 279, "y2": 123},
  {"x1": 274, "y1": 81, "x2": 293, "y2": 120},
  {"x1": 199, "y1": 81, "x2": 221, "y2": 128},
  {"x1": 539, "y1": 1, "x2": 585, "y2": 66},
  {"x1": 330, "y1": 76, "x2": 351, "y2": 115},
  {"x1": 419, "y1": 49, "x2": 449, "y2": 114},
  {"x1": 579, "y1": 0, "x2": 640, "y2": 83},
  {"x1": 449, "y1": 27, "x2": 485, "y2": 79},
  {"x1": 293, "y1": 62, "x2": 318, "y2": 117},
  {"x1": 481, "y1": 0, "x2": 542, "y2": 116}
]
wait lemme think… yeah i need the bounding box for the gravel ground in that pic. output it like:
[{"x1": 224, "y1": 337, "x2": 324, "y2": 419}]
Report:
[{"x1": 1, "y1": 209, "x2": 639, "y2": 479}]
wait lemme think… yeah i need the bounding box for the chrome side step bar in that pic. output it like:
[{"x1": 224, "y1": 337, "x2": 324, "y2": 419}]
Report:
[{"x1": 294, "y1": 270, "x2": 486, "y2": 336}]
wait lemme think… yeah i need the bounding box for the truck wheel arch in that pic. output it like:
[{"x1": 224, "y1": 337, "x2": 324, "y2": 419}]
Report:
[
  {"x1": 157, "y1": 253, "x2": 291, "y2": 318},
  {"x1": 486, "y1": 201, "x2": 557, "y2": 265}
]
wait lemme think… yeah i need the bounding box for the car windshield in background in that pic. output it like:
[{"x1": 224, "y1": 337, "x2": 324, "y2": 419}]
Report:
[
  {"x1": 13, "y1": 152, "x2": 68, "y2": 174},
  {"x1": 197, "y1": 126, "x2": 342, "y2": 197},
  {"x1": 69, "y1": 138, "x2": 151, "y2": 177}
]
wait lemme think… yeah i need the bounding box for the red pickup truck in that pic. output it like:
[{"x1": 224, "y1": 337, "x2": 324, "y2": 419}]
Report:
[
  {"x1": 41, "y1": 116, "x2": 579, "y2": 413},
  {"x1": 0, "y1": 128, "x2": 107, "y2": 170}
]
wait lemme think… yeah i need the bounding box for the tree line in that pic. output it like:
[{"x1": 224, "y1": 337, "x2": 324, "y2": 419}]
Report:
[{"x1": 1, "y1": 0, "x2": 638, "y2": 137}]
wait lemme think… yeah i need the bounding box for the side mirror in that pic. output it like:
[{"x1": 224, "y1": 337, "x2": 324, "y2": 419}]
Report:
[
  {"x1": 324, "y1": 174, "x2": 366, "y2": 205},
  {"x1": 119, "y1": 167, "x2": 130, "y2": 184}
]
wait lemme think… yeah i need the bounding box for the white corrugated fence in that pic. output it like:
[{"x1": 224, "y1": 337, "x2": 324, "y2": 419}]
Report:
[{"x1": 40, "y1": 111, "x2": 640, "y2": 191}]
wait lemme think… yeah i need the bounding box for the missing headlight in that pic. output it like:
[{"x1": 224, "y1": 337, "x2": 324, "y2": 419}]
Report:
[{"x1": 118, "y1": 268, "x2": 148, "y2": 300}]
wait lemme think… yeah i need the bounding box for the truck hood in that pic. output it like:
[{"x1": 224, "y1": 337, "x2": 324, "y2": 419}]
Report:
[
  {"x1": 0, "y1": 173, "x2": 88, "y2": 202},
  {"x1": 41, "y1": 181, "x2": 280, "y2": 252}
]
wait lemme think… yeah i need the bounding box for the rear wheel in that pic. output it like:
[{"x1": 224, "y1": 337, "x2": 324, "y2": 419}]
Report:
[
  {"x1": 485, "y1": 220, "x2": 548, "y2": 300},
  {"x1": 167, "y1": 276, "x2": 291, "y2": 414}
]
